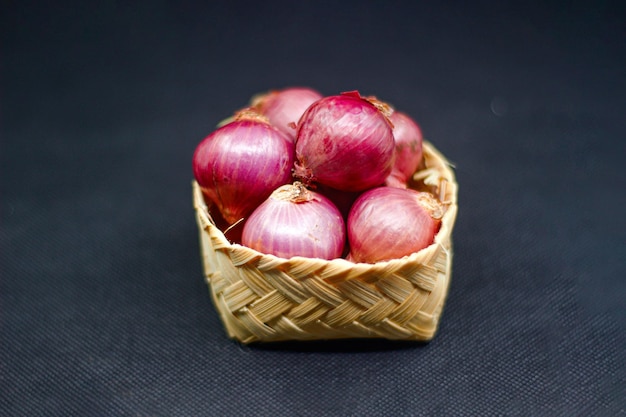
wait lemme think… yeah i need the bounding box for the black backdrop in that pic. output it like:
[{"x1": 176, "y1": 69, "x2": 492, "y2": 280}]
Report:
[{"x1": 2, "y1": 1, "x2": 625, "y2": 416}]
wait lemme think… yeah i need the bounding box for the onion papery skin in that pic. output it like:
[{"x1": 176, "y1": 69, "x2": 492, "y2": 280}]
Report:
[
  {"x1": 384, "y1": 111, "x2": 424, "y2": 188},
  {"x1": 294, "y1": 93, "x2": 395, "y2": 192},
  {"x1": 347, "y1": 187, "x2": 443, "y2": 263},
  {"x1": 253, "y1": 87, "x2": 323, "y2": 141},
  {"x1": 242, "y1": 183, "x2": 346, "y2": 260},
  {"x1": 192, "y1": 119, "x2": 294, "y2": 225}
]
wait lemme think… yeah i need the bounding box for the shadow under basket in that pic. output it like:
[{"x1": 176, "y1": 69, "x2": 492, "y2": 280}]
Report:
[{"x1": 193, "y1": 141, "x2": 458, "y2": 344}]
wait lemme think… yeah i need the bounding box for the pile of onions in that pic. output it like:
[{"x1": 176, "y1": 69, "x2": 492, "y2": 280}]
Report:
[
  {"x1": 242, "y1": 182, "x2": 345, "y2": 260},
  {"x1": 192, "y1": 87, "x2": 443, "y2": 262}
]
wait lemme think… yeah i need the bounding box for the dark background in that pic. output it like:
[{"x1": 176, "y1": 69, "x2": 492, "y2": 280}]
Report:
[{"x1": 2, "y1": 1, "x2": 625, "y2": 415}]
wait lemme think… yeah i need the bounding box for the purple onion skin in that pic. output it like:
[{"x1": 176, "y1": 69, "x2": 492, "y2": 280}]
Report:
[
  {"x1": 242, "y1": 183, "x2": 346, "y2": 260},
  {"x1": 315, "y1": 184, "x2": 362, "y2": 222},
  {"x1": 255, "y1": 87, "x2": 323, "y2": 141},
  {"x1": 192, "y1": 119, "x2": 294, "y2": 225},
  {"x1": 348, "y1": 187, "x2": 442, "y2": 263},
  {"x1": 385, "y1": 111, "x2": 424, "y2": 188},
  {"x1": 294, "y1": 94, "x2": 395, "y2": 192}
]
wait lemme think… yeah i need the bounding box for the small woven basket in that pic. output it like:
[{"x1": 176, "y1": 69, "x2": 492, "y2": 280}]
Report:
[{"x1": 193, "y1": 141, "x2": 457, "y2": 343}]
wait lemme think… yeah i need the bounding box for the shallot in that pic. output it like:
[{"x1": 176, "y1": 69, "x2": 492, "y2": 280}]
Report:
[
  {"x1": 242, "y1": 182, "x2": 345, "y2": 260},
  {"x1": 192, "y1": 110, "x2": 294, "y2": 224},
  {"x1": 252, "y1": 87, "x2": 323, "y2": 141},
  {"x1": 385, "y1": 111, "x2": 424, "y2": 188},
  {"x1": 293, "y1": 91, "x2": 395, "y2": 192},
  {"x1": 348, "y1": 187, "x2": 443, "y2": 263}
]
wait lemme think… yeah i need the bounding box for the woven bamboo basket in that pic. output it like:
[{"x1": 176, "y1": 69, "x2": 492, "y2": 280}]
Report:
[{"x1": 193, "y1": 141, "x2": 457, "y2": 344}]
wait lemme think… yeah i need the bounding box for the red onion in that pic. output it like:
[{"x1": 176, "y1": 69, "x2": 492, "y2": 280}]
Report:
[
  {"x1": 315, "y1": 184, "x2": 361, "y2": 221},
  {"x1": 252, "y1": 87, "x2": 323, "y2": 141},
  {"x1": 314, "y1": 184, "x2": 362, "y2": 258},
  {"x1": 385, "y1": 111, "x2": 424, "y2": 188},
  {"x1": 293, "y1": 91, "x2": 396, "y2": 192},
  {"x1": 242, "y1": 182, "x2": 345, "y2": 260},
  {"x1": 347, "y1": 187, "x2": 443, "y2": 263},
  {"x1": 192, "y1": 110, "x2": 294, "y2": 224}
]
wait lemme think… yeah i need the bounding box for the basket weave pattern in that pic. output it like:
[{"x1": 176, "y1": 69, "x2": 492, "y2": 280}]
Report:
[{"x1": 193, "y1": 142, "x2": 458, "y2": 343}]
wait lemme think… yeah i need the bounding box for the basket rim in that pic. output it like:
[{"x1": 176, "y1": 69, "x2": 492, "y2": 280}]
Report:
[{"x1": 193, "y1": 140, "x2": 457, "y2": 270}]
